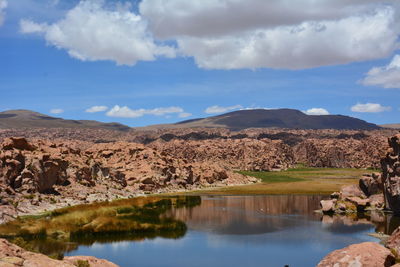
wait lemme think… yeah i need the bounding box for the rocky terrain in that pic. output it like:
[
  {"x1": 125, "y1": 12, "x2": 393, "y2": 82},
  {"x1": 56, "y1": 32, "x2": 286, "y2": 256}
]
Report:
[
  {"x1": 0, "y1": 128, "x2": 395, "y2": 168},
  {"x1": 0, "y1": 137, "x2": 270, "y2": 223},
  {"x1": 318, "y1": 133, "x2": 400, "y2": 265},
  {"x1": 0, "y1": 127, "x2": 395, "y2": 224},
  {"x1": 0, "y1": 238, "x2": 119, "y2": 267}
]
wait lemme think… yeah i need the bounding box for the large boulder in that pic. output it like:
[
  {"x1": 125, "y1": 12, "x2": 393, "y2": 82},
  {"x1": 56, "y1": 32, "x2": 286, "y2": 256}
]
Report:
[
  {"x1": 340, "y1": 184, "x2": 366, "y2": 199},
  {"x1": 359, "y1": 172, "x2": 382, "y2": 196},
  {"x1": 317, "y1": 242, "x2": 395, "y2": 267}
]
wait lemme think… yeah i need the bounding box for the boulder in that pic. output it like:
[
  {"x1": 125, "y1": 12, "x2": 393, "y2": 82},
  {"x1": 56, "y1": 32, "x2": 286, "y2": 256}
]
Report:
[
  {"x1": 2, "y1": 137, "x2": 35, "y2": 151},
  {"x1": 359, "y1": 173, "x2": 381, "y2": 196},
  {"x1": 317, "y1": 242, "x2": 395, "y2": 267},
  {"x1": 340, "y1": 184, "x2": 366, "y2": 198},
  {"x1": 345, "y1": 196, "x2": 370, "y2": 212},
  {"x1": 320, "y1": 199, "x2": 336, "y2": 214}
]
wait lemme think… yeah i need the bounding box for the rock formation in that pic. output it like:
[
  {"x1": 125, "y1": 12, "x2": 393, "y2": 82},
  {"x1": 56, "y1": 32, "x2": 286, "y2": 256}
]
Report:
[
  {"x1": 0, "y1": 238, "x2": 119, "y2": 267},
  {"x1": 0, "y1": 128, "x2": 394, "y2": 169},
  {"x1": 381, "y1": 133, "x2": 400, "y2": 215},
  {"x1": 0, "y1": 137, "x2": 265, "y2": 223}
]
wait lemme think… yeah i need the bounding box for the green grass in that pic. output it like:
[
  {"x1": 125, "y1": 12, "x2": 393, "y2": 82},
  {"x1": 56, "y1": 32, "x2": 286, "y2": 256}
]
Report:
[
  {"x1": 0, "y1": 195, "x2": 201, "y2": 256},
  {"x1": 185, "y1": 166, "x2": 376, "y2": 195}
]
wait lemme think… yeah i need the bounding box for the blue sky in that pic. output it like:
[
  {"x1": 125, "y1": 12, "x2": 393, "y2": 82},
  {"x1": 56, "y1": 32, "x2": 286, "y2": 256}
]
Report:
[{"x1": 1, "y1": 0, "x2": 400, "y2": 127}]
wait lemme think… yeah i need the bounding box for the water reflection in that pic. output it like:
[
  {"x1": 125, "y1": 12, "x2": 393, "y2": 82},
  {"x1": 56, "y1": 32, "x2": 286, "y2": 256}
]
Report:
[
  {"x1": 166, "y1": 195, "x2": 400, "y2": 236},
  {"x1": 5, "y1": 195, "x2": 400, "y2": 267},
  {"x1": 66, "y1": 195, "x2": 400, "y2": 267}
]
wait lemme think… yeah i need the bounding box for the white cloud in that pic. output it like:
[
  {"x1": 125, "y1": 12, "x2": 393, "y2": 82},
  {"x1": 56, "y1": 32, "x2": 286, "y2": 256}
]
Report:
[
  {"x1": 85, "y1": 105, "x2": 108, "y2": 113},
  {"x1": 106, "y1": 105, "x2": 184, "y2": 118},
  {"x1": 50, "y1": 108, "x2": 64, "y2": 114},
  {"x1": 204, "y1": 105, "x2": 242, "y2": 114},
  {"x1": 0, "y1": 0, "x2": 7, "y2": 26},
  {"x1": 140, "y1": 0, "x2": 389, "y2": 39},
  {"x1": 20, "y1": 0, "x2": 175, "y2": 66},
  {"x1": 304, "y1": 108, "x2": 330, "y2": 115},
  {"x1": 18, "y1": 0, "x2": 400, "y2": 70},
  {"x1": 176, "y1": 8, "x2": 398, "y2": 70},
  {"x1": 178, "y1": 112, "x2": 192, "y2": 118},
  {"x1": 351, "y1": 103, "x2": 391, "y2": 113},
  {"x1": 361, "y1": 54, "x2": 400, "y2": 89},
  {"x1": 140, "y1": 0, "x2": 399, "y2": 70}
]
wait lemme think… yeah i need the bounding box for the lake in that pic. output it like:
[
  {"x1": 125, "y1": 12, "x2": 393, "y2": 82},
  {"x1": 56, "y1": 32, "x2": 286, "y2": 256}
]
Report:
[{"x1": 65, "y1": 195, "x2": 399, "y2": 267}]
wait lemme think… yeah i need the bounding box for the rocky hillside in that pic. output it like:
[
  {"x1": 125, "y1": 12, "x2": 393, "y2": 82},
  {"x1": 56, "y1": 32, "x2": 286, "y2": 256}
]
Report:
[{"x1": 1, "y1": 137, "x2": 279, "y2": 223}]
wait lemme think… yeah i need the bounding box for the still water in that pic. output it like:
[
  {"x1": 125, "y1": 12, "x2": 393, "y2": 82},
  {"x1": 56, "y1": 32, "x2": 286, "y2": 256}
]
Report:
[{"x1": 66, "y1": 195, "x2": 397, "y2": 267}]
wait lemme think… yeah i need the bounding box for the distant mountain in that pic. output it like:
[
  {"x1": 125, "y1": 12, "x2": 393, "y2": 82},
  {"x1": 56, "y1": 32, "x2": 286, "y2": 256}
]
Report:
[
  {"x1": 173, "y1": 109, "x2": 380, "y2": 130},
  {"x1": 380, "y1": 124, "x2": 400, "y2": 129},
  {"x1": 0, "y1": 110, "x2": 130, "y2": 131}
]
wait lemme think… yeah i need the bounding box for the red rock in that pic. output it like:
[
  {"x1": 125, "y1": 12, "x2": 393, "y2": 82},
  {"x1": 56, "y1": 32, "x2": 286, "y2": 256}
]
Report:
[
  {"x1": 317, "y1": 242, "x2": 395, "y2": 267},
  {"x1": 2, "y1": 137, "x2": 35, "y2": 151},
  {"x1": 0, "y1": 238, "x2": 119, "y2": 267}
]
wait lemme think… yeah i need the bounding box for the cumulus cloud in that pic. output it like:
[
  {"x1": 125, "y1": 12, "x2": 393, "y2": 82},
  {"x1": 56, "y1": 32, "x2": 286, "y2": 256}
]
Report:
[
  {"x1": 205, "y1": 105, "x2": 242, "y2": 114},
  {"x1": 178, "y1": 112, "x2": 192, "y2": 118},
  {"x1": 0, "y1": 0, "x2": 7, "y2": 26},
  {"x1": 304, "y1": 108, "x2": 330, "y2": 115},
  {"x1": 19, "y1": 0, "x2": 400, "y2": 70},
  {"x1": 50, "y1": 108, "x2": 64, "y2": 114},
  {"x1": 85, "y1": 105, "x2": 108, "y2": 113},
  {"x1": 351, "y1": 103, "x2": 391, "y2": 113},
  {"x1": 140, "y1": 0, "x2": 399, "y2": 70},
  {"x1": 20, "y1": 0, "x2": 175, "y2": 66},
  {"x1": 106, "y1": 105, "x2": 184, "y2": 118},
  {"x1": 361, "y1": 54, "x2": 400, "y2": 89}
]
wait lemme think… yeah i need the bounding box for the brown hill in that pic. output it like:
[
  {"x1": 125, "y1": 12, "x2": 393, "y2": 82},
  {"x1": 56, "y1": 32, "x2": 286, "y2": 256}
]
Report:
[{"x1": 0, "y1": 109, "x2": 130, "y2": 131}]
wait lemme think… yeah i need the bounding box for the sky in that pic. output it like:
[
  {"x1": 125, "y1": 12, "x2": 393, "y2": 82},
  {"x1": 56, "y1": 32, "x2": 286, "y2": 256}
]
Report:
[{"x1": 1, "y1": 0, "x2": 400, "y2": 127}]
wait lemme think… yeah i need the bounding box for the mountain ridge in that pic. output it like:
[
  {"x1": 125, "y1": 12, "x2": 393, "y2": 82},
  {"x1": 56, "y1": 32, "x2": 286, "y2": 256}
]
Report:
[
  {"x1": 172, "y1": 109, "x2": 380, "y2": 130},
  {"x1": 0, "y1": 109, "x2": 130, "y2": 131},
  {"x1": 0, "y1": 108, "x2": 382, "y2": 131}
]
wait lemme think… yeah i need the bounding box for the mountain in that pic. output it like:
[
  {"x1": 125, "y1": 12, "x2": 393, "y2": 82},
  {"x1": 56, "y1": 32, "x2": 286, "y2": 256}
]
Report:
[
  {"x1": 173, "y1": 109, "x2": 380, "y2": 130},
  {"x1": 380, "y1": 124, "x2": 400, "y2": 129},
  {"x1": 0, "y1": 110, "x2": 130, "y2": 131}
]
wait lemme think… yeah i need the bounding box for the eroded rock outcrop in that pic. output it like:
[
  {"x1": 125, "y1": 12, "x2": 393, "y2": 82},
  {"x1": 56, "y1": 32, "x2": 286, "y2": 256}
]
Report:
[
  {"x1": 149, "y1": 138, "x2": 294, "y2": 171},
  {"x1": 381, "y1": 133, "x2": 400, "y2": 215},
  {"x1": 0, "y1": 238, "x2": 119, "y2": 267},
  {"x1": 294, "y1": 136, "x2": 388, "y2": 169}
]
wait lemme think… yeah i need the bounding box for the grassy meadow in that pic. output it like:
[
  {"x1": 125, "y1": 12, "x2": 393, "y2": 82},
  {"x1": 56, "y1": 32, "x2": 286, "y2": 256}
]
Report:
[{"x1": 186, "y1": 165, "x2": 376, "y2": 195}]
